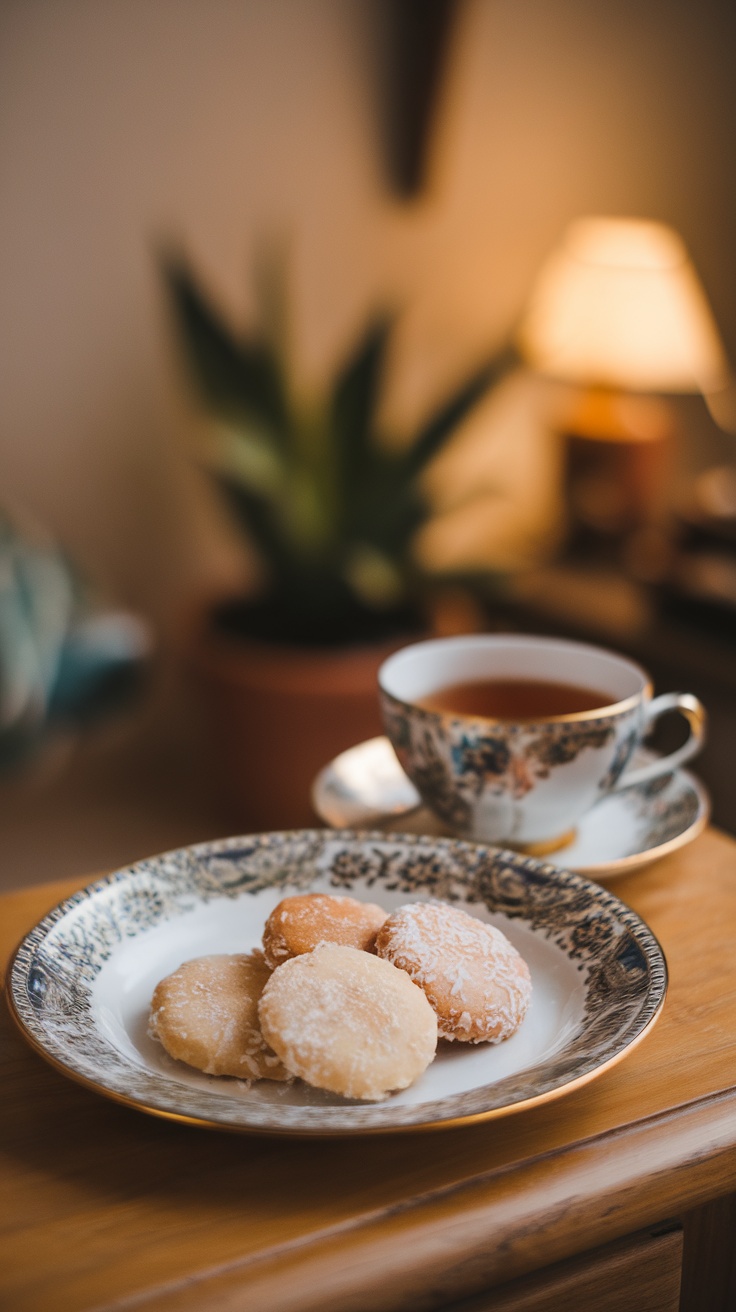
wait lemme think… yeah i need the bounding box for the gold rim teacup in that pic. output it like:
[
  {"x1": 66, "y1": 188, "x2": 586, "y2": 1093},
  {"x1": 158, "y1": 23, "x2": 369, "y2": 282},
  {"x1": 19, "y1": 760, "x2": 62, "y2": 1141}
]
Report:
[{"x1": 378, "y1": 634, "x2": 706, "y2": 847}]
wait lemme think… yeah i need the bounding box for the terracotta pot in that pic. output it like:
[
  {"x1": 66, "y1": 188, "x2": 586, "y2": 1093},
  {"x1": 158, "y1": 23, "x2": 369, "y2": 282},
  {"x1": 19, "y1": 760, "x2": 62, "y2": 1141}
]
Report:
[{"x1": 189, "y1": 627, "x2": 415, "y2": 831}]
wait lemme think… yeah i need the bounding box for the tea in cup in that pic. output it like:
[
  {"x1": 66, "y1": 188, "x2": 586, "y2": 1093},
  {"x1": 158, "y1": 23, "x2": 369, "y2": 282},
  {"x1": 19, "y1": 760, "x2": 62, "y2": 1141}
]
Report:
[{"x1": 378, "y1": 634, "x2": 706, "y2": 850}]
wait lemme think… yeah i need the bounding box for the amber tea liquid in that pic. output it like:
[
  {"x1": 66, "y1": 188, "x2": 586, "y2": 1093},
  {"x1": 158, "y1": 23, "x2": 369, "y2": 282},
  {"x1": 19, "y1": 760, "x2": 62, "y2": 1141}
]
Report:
[{"x1": 418, "y1": 677, "x2": 612, "y2": 719}]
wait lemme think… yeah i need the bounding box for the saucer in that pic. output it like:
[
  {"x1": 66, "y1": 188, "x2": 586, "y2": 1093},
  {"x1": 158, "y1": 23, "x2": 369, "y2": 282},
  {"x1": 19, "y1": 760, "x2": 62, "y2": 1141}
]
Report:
[{"x1": 311, "y1": 736, "x2": 710, "y2": 880}]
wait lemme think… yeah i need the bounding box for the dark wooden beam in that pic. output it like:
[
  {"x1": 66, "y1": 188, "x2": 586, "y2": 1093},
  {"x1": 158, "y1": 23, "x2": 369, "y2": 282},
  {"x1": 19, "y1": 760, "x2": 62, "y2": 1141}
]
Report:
[{"x1": 377, "y1": 0, "x2": 463, "y2": 198}]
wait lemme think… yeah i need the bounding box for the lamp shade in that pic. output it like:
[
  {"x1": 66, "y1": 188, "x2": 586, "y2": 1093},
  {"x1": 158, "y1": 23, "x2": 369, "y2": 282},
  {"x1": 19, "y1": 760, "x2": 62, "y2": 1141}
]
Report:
[{"x1": 519, "y1": 218, "x2": 728, "y2": 393}]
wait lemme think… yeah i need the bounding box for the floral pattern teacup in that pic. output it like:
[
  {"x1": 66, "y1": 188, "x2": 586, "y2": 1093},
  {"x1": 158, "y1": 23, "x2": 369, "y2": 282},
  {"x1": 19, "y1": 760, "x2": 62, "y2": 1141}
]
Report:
[{"x1": 378, "y1": 634, "x2": 706, "y2": 850}]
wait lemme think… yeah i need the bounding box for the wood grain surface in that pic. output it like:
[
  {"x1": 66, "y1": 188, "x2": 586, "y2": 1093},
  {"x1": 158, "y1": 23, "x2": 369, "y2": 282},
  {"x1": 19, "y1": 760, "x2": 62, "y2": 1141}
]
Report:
[
  {"x1": 2, "y1": 827, "x2": 736, "y2": 1311},
  {"x1": 440, "y1": 1227, "x2": 684, "y2": 1312}
]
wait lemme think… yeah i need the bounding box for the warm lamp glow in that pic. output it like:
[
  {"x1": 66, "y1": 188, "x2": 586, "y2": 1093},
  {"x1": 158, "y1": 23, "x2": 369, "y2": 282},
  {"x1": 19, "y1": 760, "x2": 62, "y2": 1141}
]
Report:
[{"x1": 519, "y1": 217, "x2": 728, "y2": 393}]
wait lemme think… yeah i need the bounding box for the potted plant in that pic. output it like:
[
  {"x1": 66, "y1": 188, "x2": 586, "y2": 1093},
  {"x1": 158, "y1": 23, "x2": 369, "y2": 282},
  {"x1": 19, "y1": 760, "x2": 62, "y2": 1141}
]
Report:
[{"x1": 164, "y1": 254, "x2": 515, "y2": 827}]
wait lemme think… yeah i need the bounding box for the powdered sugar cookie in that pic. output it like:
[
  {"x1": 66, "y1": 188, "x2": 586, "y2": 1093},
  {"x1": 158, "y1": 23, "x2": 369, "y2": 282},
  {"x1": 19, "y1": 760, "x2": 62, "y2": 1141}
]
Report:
[
  {"x1": 375, "y1": 901, "x2": 531, "y2": 1044},
  {"x1": 258, "y1": 943, "x2": 437, "y2": 1101},
  {"x1": 262, "y1": 893, "x2": 387, "y2": 970},
  {"x1": 149, "y1": 951, "x2": 290, "y2": 1080}
]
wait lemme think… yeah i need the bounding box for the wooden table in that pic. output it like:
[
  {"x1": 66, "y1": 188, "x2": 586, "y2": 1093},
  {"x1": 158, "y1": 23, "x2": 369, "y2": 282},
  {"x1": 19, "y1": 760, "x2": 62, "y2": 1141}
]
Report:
[{"x1": 3, "y1": 828, "x2": 736, "y2": 1312}]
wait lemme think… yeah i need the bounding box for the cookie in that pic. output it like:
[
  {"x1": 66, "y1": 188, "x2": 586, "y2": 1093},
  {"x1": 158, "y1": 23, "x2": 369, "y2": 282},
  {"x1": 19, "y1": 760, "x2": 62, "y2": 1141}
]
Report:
[
  {"x1": 375, "y1": 901, "x2": 532, "y2": 1044},
  {"x1": 257, "y1": 943, "x2": 437, "y2": 1101},
  {"x1": 149, "y1": 951, "x2": 290, "y2": 1080},
  {"x1": 262, "y1": 893, "x2": 387, "y2": 970}
]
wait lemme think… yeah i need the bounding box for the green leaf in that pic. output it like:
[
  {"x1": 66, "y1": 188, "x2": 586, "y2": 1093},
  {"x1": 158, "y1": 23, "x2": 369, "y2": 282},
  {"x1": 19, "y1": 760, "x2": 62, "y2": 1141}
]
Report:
[
  {"x1": 216, "y1": 466, "x2": 331, "y2": 579},
  {"x1": 215, "y1": 476, "x2": 295, "y2": 580},
  {"x1": 329, "y1": 316, "x2": 393, "y2": 514},
  {"x1": 206, "y1": 422, "x2": 288, "y2": 497},
  {"x1": 343, "y1": 447, "x2": 425, "y2": 562},
  {"x1": 341, "y1": 543, "x2": 405, "y2": 609},
  {"x1": 162, "y1": 255, "x2": 291, "y2": 444},
  {"x1": 406, "y1": 342, "x2": 519, "y2": 477},
  {"x1": 251, "y1": 234, "x2": 291, "y2": 361}
]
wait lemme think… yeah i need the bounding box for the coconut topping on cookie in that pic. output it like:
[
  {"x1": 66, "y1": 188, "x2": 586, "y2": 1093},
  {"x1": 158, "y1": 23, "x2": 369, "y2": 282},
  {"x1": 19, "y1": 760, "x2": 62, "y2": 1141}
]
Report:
[{"x1": 375, "y1": 901, "x2": 532, "y2": 1043}]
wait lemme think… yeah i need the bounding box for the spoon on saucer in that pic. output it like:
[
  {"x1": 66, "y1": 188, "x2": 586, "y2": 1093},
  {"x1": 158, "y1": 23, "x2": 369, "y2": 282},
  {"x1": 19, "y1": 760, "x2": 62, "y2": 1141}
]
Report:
[{"x1": 311, "y1": 736, "x2": 423, "y2": 829}]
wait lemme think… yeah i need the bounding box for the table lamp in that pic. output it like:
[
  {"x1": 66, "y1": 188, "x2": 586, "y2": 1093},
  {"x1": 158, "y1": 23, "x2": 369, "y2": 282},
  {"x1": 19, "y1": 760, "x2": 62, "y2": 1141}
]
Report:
[{"x1": 518, "y1": 217, "x2": 729, "y2": 567}]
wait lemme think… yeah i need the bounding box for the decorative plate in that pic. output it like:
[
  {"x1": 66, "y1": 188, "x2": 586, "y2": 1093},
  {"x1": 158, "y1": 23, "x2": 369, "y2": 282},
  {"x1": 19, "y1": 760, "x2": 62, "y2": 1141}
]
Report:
[
  {"x1": 7, "y1": 830, "x2": 667, "y2": 1135},
  {"x1": 312, "y1": 738, "x2": 710, "y2": 879}
]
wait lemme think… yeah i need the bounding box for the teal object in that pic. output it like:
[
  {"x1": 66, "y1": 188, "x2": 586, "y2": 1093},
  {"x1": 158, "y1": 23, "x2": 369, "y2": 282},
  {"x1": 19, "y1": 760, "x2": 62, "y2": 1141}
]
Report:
[{"x1": 0, "y1": 511, "x2": 151, "y2": 769}]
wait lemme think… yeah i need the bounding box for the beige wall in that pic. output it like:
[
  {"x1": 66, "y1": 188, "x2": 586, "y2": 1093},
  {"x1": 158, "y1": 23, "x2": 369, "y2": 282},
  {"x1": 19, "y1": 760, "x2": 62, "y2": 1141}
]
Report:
[{"x1": 1, "y1": 0, "x2": 734, "y2": 641}]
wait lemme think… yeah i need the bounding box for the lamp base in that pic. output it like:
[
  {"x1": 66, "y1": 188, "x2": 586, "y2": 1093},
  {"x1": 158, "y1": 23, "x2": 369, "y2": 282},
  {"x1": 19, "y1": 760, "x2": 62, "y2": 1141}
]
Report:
[{"x1": 556, "y1": 389, "x2": 674, "y2": 566}]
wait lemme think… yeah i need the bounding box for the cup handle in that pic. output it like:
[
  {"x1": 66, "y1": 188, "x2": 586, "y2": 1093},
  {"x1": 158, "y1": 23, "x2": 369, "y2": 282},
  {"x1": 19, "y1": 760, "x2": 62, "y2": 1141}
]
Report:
[{"x1": 613, "y1": 692, "x2": 707, "y2": 790}]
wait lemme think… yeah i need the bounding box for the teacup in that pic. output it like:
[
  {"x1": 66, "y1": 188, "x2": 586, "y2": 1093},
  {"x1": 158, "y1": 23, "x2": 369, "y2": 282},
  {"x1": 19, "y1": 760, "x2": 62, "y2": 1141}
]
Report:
[{"x1": 377, "y1": 633, "x2": 706, "y2": 850}]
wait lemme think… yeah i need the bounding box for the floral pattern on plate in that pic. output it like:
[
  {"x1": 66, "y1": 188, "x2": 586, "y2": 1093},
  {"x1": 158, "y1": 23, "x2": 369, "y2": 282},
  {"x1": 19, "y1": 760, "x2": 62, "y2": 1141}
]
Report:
[{"x1": 7, "y1": 830, "x2": 667, "y2": 1134}]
